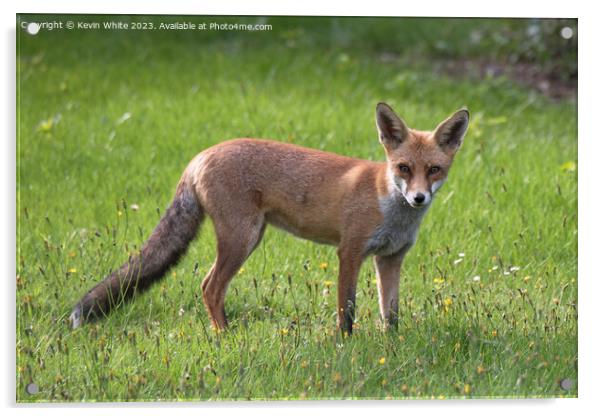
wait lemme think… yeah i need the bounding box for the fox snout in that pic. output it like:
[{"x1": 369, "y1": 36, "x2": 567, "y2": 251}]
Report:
[
  {"x1": 403, "y1": 188, "x2": 432, "y2": 208},
  {"x1": 413, "y1": 192, "x2": 426, "y2": 204},
  {"x1": 388, "y1": 174, "x2": 435, "y2": 208},
  {"x1": 408, "y1": 191, "x2": 429, "y2": 207}
]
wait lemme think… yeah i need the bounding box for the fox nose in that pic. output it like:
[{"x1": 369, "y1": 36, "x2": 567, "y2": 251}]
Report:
[{"x1": 413, "y1": 193, "x2": 426, "y2": 204}]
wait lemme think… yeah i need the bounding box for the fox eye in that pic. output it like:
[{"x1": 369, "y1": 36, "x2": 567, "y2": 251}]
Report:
[
  {"x1": 428, "y1": 166, "x2": 441, "y2": 175},
  {"x1": 398, "y1": 164, "x2": 410, "y2": 174}
]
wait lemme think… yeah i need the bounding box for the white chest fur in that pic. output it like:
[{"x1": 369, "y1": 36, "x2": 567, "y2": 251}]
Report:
[{"x1": 365, "y1": 191, "x2": 429, "y2": 257}]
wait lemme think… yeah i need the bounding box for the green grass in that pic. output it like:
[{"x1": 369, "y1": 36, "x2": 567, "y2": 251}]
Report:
[{"x1": 17, "y1": 15, "x2": 577, "y2": 401}]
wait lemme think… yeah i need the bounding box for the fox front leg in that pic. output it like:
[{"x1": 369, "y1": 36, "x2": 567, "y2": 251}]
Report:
[
  {"x1": 336, "y1": 243, "x2": 365, "y2": 335},
  {"x1": 373, "y1": 246, "x2": 410, "y2": 329}
]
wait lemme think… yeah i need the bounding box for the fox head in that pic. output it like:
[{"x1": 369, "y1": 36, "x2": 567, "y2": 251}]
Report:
[{"x1": 375, "y1": 102, "x2": 469, "y2": 208}]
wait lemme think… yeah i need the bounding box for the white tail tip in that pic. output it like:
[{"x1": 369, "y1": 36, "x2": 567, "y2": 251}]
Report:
[{"x1": 69, "y1": 305, "x2": 82, "y2": 329}]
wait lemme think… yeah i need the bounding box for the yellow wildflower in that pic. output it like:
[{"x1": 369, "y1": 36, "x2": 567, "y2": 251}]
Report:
[
  {"x1": 560, "y1": 161, "x2": 576, "y2": 172},
  {"x1": 38, "y1": 118, "x2": 54, "y2": 132}
]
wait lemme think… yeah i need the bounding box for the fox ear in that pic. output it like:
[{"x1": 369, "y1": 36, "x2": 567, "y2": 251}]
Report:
[
  {"x1": 376, "y1": 102, "x2": 409, "y2": 150},
  {"x1": 434, "y1": 109, "x2": 469, "y2": 154}
]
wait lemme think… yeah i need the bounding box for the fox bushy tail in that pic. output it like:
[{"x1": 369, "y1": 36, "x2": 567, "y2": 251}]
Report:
[{"x1": 69, "y1": 180, "x2": 203, "y2": 328}]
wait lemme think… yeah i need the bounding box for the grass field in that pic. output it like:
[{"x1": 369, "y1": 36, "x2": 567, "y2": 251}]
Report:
[{"x1": 17, "y1": 16, "x2": 577, "y2": 401}]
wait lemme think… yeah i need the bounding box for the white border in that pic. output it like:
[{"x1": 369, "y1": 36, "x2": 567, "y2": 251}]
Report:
[
  {"x1": 4, "y1": 1, "x2": 599, "y2": 415},
  {"x1": 9, "y1": 0, "x2": 580, "y2": 17}
]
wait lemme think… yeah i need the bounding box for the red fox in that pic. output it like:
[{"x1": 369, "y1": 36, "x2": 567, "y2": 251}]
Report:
[{"x1": 70, "y1": 103, "x2": 469, "y2": 334}]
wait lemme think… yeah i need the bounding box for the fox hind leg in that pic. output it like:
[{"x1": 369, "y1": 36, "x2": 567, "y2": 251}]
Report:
[{"x1": 201, "y1": 214, "x2": 266, "y2": 330}]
